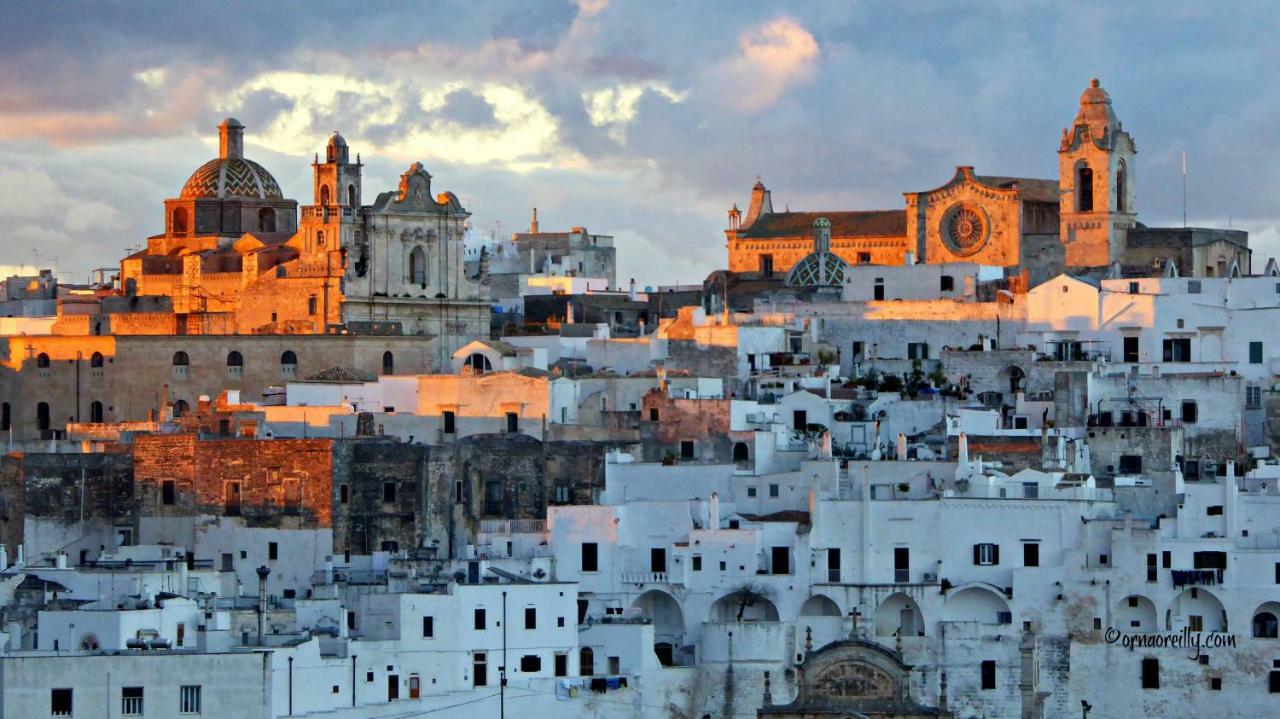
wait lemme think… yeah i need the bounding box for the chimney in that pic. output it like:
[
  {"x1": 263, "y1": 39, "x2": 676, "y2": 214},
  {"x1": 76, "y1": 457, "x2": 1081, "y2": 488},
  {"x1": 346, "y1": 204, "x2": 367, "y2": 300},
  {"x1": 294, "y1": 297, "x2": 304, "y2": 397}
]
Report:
[
  {"x1": 896, "y1": 432, "x2": 908, "y2": 460},
  {"x1": 256, "y1": 565, "x2": 270, "y2": 645},
  {"x1": 709, "y1": 492, "x2": 719, "y2": 529},
  {"x1": 904, "y1": 251, "x2": 915, "y2": 266},
  {"x1": 958, "y1": 432, "x2": 969, "y2": 466},
  {"x1": 218, "y1": 118, "x2": 245, "y2": 159},
  {"x1": 530, "y1": 207, "x2": 539, "y2": 234},
  {"x1": 629, "y1": 278, "x2": 637, "y2": 301}
]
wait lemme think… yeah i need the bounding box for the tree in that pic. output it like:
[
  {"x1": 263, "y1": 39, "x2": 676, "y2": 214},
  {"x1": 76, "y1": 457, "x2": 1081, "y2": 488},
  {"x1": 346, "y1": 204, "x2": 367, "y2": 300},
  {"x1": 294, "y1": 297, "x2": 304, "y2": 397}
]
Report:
[{"x1": 726, "y1": 583, "x2": 773, "y2": 621}]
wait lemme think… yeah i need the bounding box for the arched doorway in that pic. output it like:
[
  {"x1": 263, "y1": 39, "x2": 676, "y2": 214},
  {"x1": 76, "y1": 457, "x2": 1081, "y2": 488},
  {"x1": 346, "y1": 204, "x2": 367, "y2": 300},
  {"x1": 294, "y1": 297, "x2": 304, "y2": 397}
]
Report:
[
  {"x1": 382, "y1": 351, "x2": 394, "y2": 376},
  {"x1": 258, "y1": 207, "x2": 276, "y2": 232},
  {"x1": 798, "y1": 594, "x2": 844, "y2": 649},
  {"x1": 1116, "y1": 595, "x2": 1157, "y2": 633},
  {"x1": 711, "y1": 588, "x2": 780, "y2": 622},
  {"x1": 875, "y1": 592, "x2": 925, "y2": 637},
  {"x1": 631, "y1": 590, "x2": 684, "y2": 665},
  {"x1": 732, "y1": 442, "x2": 750, "y2": 463},
  {"x1": 943, "y1": 586, "x2": 1011, "y2": 626},
  {"x1": 1253, "y1": 602, "x2": 1280, "y2": 638},
  {"x1": 1167, "y1": 588, "x2": 1226, "y2": 632},
  {"x1": 579, "y1": 646, "x2": 594, "y2": 676}
]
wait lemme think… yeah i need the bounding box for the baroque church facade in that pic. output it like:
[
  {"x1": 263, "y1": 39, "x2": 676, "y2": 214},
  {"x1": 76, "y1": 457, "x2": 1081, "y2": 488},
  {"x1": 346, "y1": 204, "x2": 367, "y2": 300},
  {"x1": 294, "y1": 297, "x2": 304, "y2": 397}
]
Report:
[{"x1": 726, "y1": 80, "x2": 1248, "y2": 285}]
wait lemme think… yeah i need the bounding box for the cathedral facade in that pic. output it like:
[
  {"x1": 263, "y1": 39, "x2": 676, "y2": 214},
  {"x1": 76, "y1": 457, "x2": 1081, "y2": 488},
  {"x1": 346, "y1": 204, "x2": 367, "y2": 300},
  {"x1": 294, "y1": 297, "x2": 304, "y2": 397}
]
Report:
[{"x1": 726, "y1": 79, "x2": 1247, "y2": 283}]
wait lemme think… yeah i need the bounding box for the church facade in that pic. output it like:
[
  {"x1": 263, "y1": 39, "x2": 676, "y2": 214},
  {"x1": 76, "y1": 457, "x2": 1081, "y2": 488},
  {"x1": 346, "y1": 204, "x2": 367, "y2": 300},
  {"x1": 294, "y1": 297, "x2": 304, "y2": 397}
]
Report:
[{"x1": 726, "y1": 80, "x2": 1248, "y2": 283}]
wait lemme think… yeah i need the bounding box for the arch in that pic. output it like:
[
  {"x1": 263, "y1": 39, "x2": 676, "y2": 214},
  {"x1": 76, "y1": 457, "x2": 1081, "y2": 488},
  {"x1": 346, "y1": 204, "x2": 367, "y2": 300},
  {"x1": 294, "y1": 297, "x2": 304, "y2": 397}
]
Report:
[
  {"x1": 347, "y1": 184, "x2": 357, "y2": 207},
  {"x1": 382, "y1": 351, "x2": 394, "y2": 376},
  {"x1": 173, "y1": 399, "x2": 189, "y2": 418},
  {"x1": 226, "y1": 351, "x2": 243, "y2": 367},
  {"x1": 631, "y1": 590, "x2": 684, "y2": 665},
  {"x1": 281, "y1": 351, "x2": 298, "y2": 366},
  {"x1": 409, "y1": 246, "x2": 427, "y2": 287},
  {"x1": 172, "y1": 351, "x2": 189, "y2": 367},
  {"x1": 1076, "y1": 162, "x2": 1094, "y2": 212},
  {"x1": 710, "y1": 589, "x2": 780, "y2": 622},
  {"x1": 1167, "y1": 588, "x2": 1226, "y2": 632},
  {"x1": 875, "y1": 592, "x2": 925, "y2": 637},
  {"x1": 466, "y1": 353, "x2": 493, "y2": 374},
  {"x1": 799, "y1": 594, "x2": 842, "y2": 617},
  {"x1": 258, "y1": 207, "x2": 276, "y2": 233},
  {"x1": 1116, "y1": 159, "x2": 1127, "y2": 213},
  {"x1": 1116, "y1": 594, "x2": 1157, "y2": 633},
  {"x1": 79, "y1": 634, "x2": 100, "y2": 651},
  {"x1": 320, "y1": 185, "x2": 331, "y2": 206},
  {"x1": 316, "y1": 230, "x2": 325, "y2": 248},
  {"x1": 999, "y1": 365, "x2": 1026, "y2": 396},
  {"x1": 89, "y1": 401, "x2": 104, "y2": 424},
  {"x1": 579, "y1": 646, "x2": 594, "y2": 676},
  {"x1": 942, "y1": 585, "x2": 1011, "y2": 625},
  {"x1": 36, "y1": 353, "x2": 49, "y2": 368},
  {"x1": 171, "y1": 207, "x2": 188, "y2": 234},
  {"x1": 90, "y1": 352, "x2": 104, "y2": 368},
  {"x1": 1253, "y1": 602, "x2": 1280, "y2": 639},
  {"x1": 36, "y1": 401, "x2": 50, "y2": 431},
  {"x1": 732, "y1": 441, "x2": 750, "y2": 463}
]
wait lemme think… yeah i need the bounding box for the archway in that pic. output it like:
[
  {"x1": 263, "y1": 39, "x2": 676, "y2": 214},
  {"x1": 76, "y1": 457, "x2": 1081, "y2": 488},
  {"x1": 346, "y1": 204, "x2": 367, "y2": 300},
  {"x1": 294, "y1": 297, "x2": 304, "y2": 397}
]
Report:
[
  {"x1": 258, "y1": 207, "x2": 276, "y2": 233},
  {"x1": 36, "y1": 353, "x2": 49, "y2": 368},
  {"x1": 942, "y1": 585, "x2": 1010, "y2": 625},
  {"x1": 171, "y1": 207, "x2": 188, "y2": 234},
  {"x1": 579, "y1": 646, "x2": 594, "y2": 676},
  {"x1": 90, "y1": 352, "x2": 104, "y2": 368},
  {"x1": 1167, "y1": 588, "x2": 1226, "y2": 632},
  {"x1": 799, "y1": 594, "x2": 842, "y2": 618},
  {"x1": 89, "y1": 401, "x2": 104, "y2": 424},
  {"x1": 347, "y1": 184, "x2": 357, "y2": 207},
  {"x1": 1253, "y1": 602, "x2": 1280, "y2": 638},
  {"x1": 173, "y1": 399, "x2": 189, "y2": 418},
  {"x1": 631, "y1": 590, "x2": 684, "y2": 665},
  {"x1": 798, "y1": 594, "x2": 845, "y2": 649},
  {"x1": 999, "y1": 365, "x2": 1026, "y2": 396},
  {"x1": 732, "y1": 441, "x2": 750, "y2": 463},
  {"x1": 875, "y1": 592, "x2": 925, "y2": 637},
  {"x1": 1116, "y1": 595, "x2": 1157, "y2": 633},
  {"x1": 711, "y1": 588, "x2": 780, "y2": 622},
  {"x1": 1076, "y1": 163, "x2": 1094, "y2": 212},
  {"x1": 320, "y1": 185, "x2": 330, "y2": 206},
  {"x1": 382, "y1": 351, "x2": 394, "y2": 376}
]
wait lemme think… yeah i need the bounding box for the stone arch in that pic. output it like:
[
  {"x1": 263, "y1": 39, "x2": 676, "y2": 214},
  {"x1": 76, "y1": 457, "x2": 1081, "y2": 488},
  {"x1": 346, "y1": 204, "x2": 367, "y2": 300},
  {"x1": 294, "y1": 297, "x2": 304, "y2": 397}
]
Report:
[
  {"x1": 281, "y1": 350, "x2": 297, "y2": 367},
  {"x1": 409, "y1": 246, "x2": 427, "y2": 287},
  {"x1": 173, "y1": 399, "x2": 189, "y2": 418},
  {"x1": 171, "y1": 351, "x2": 188, "y2": 366},
  {"x1": 226, "y1": 351, "x2": 243, "y2": 367},
  {"x1": 1252, "y1": 602, "x2": 1280, "y2": 639},
  {"x1": 1116, "y1": 594, "x2": 1157, "y2": 633},
  {"x1": 710, "y1": 589, "x2": 780, "y2": 622},
  {"x1": 382, "y1": 351, "x2": 394, "y2": 376},
  {"x1": 999, "y1": 365, "x2": 1026, "y2": 396},
  {"x1": 89, "y1": 401, "x2": 104, "y2": 424},
  {"x1": 258, "y1": 207, "x2": 276, "y2": 233},
  {"x1": 799, "y1": 594, "x2": 842, "y2": 618},
  {"x1": 732, "y1": 441, "x2": 750, "y2": 463},
  {"x1": 171, "y1": 207, "x2": 188, "y2": 234},
  {"x1": 90, "y1": 352, "x2": 104, "y2": 368},
  {"x1": 347, "y1": 184, "x2": 356, "y2": 207},
  {"x1": 1166, "y1": 587, "x2": 1226, "y2": 632},
  {"x1": 36, "y1": 401, "x2": 49, "y2": 432},
  {"x1": 631, "y1": 589, "x2": 684, "y2": 664},
  {"x1": 875, "y1": 592, "x2": 925, "y2": 637},
  {"x1": 798, "y1": 593, "x2": 845, "y2": 652},
  {"x1": 1075, "y1": 161, "x2": 1094, "y2": 212},
  {"x1": 942, "y1": 585, "x2": 1010, "y2": 625},
  {"x1": 36, "y1": 352, "x2": 49, "y2": 368},
  {"x1": 320, "y1": 185, "x2": 330, "y2": 206}
]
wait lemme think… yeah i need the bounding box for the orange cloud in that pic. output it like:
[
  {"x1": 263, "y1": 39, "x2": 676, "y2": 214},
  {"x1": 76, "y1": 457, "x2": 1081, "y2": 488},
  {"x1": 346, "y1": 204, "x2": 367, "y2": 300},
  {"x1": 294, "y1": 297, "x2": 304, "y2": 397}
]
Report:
[{"x1": 715, "y1": 16, "x2": 819, "y2": 113}]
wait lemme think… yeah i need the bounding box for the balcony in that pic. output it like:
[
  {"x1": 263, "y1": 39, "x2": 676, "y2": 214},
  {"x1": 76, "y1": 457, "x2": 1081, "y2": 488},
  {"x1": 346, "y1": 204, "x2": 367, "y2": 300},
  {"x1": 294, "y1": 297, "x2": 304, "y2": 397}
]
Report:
[
  {"x1": 621, "y1": 571, "x2": 673, "y2": 585},
  {"x1": 478, "y1": 519, "x2": 547, "y2": 535}
]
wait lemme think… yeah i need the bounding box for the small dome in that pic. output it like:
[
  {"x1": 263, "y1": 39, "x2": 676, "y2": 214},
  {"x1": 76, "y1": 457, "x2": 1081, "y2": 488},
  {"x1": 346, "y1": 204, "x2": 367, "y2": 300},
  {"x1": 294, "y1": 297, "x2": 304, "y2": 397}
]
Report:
[
  {"x1": 328, "y1": 131, "x2": 347, "y2": 148},
  {"x1": 180, "y1": 157, "x2": 283, "y2": 199},
  {"x1": 1074, "y1": 78, "x2": 1119, "y2": 139}
]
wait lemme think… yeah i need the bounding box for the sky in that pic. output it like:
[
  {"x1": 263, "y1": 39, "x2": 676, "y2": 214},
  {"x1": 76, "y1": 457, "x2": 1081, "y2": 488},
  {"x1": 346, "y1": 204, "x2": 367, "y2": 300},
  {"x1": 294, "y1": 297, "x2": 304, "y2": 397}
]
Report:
[{"x1": 2, "y1": 1, "x2": 1280, "y2": 288}]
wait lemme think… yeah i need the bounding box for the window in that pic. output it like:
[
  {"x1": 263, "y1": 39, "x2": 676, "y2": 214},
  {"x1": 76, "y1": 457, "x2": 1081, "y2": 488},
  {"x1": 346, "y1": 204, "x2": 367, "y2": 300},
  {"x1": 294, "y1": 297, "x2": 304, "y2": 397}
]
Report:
[
  {"x1": 1248, "y1": 386, "x2": 1262, "y2": 409},
  {"x1": 1023, "y1": 542, "x2": 1040, "y2": 567},
  {"x1": 1022, "y1": 482, "x2": 1038, "y2": 499},
  {"x1": 769, "y1": 484, "x2": 779, "y2": 498},
  {"x1": 51, "y1": 688, "x2": 73, "y2": 717},
  {"x1": 747, "y1": 487, "x2": 757, "y2": 498},
  {"x1": 771, "y1": 546, "x2": 790, "y2": 575},
  {"x1": 940, "y1": 275, "x2": 954, "y2": 292},
  {"x1": 473, "y1": 653, "x2": 487, "y2": 687},
  {"x1": 172, "y1": 207, "x2": 189, "y2": 233},
  {"x1": 1206, "y1": 505, "x2": 1223, "y2": 516},
  {"x1": 443, "y1": 411, "x2": 456, "y2": 434},
  {"x1": 1271, "y1": 671, "x2": 1280, "y2": 693},
  {"x1": 180, "y1": 685, "x2": 201, "y2": 714},
  {"x1": 520, "y1": 655, "x2": 541, "y2": 672},
  {"x1": 828, "y1": 548, "x2": 841, "y2": 582},
  {"x1": 1, "y1": 402, "x2": 8, "y2": 431},
  {"x1": 1141, "y1": 658, "x2": 1159, "y2": 689},
  {"x1": 383, "y1": 482, "x2": 397, "y2": 504},
  {"x1": 506, "y1": 412, "x2": 519, "y2": 433},
  {"x1": 649, "y1": 408, "x2": 659, "y2": 421},
  {"x1": 224, "y1": 481, "x2": 241, "y2": 516},
  {"x1": 981, "y1": 660, "x2": 996, "y2": 690},
  {"x1": 680, "y1": 440, "x2": 695, "y2": 460},
  {"x1": 1250, "y1": 341, "x2": 1264, "y2": 364},
  {"x1": 873, "y1": 278, "x2": 885, "y2": 301},
  {"x1": 339, "y1": 484, "x2": 349, "y2": 504},
  {"x1": 1188, "y1": 279, "x2": 1203, "y2": 294},
  {"x1": 692, "y1": 555, "x2": 702, "y2": 571},
  {"x1": 474, "y1": 608, "x2": 486, "y2": 630},
  {"x1": 423, "y1": 616, "x2": 434, "y2": 638},
  {"x1": 1162, "y1": 338, "x2": 1192, "y2": 362},
  {"x1": 281, "y1": 351, "x2": 298, "y2": 377},
  {"x1": 651, "y1": 547, "x2": 667, "y2": 573},
  {"x1": 162, "y1": 480, "x2": 176, "y2": 505},
  {"x1": 90, "y1": 400, "x2": 104, "y2": 423},
  {"x1": 122, "y1": 686, "x2": 143, "y2": 716},
  {"x1": 36, "y1": 352, "x2": 50, "y2": 368},
  {"x1": 1181, "y1": 400, "x2": 1198, "y2": 424},
  {"x1": 1252, "y1": 612, "x2": 1278, "y2": 639},
  {"x1": 1077, "y1": 165, "x2": 1094, "y2": 211},
  {"x1": 381, "y1": 351, "x2": 394, "y2": 375},
  {"x1": 226, "y1": 351, "x2": 243, "y2": 380},
  {"x1": 907, "y1": 342, "x2": 930, "y2": 360},
  {"x1": 525, "y1": 607, "x2": 537, "y2": 630},
  {"x1": 1123, "y1": 336, "x2": 1139, "y2": 362},
  {"x1": 308, "y1": 296, "x2": 318, "y2": 315},
  {"x1": 1128, "y1": 281, "x2": 1139, "y2": 294},
  {"x1": 555, "y1": 653, "x2": 568, "y2": 677},
  {"x1": 1119, "y1": 455, "x2": 1142, "y2": 474},
  {"x1": 283, "y1": 479, "x2": 301, "y2": 515},
  {"x1": 759, "y1": 254, "x2": 774, "y2": 277},
  {"x1": 974, "y1": 543, "x2": 999, "y2": 566},
  {"x1": 1210, "y1": 677, "x2": 1222, "y2": 691},
  {"x1": 268, "y1": 542, "x2": 278, "y2": 561},
  {"x1": 581, "y1": 543, "x2": 598, "y2": 572}
]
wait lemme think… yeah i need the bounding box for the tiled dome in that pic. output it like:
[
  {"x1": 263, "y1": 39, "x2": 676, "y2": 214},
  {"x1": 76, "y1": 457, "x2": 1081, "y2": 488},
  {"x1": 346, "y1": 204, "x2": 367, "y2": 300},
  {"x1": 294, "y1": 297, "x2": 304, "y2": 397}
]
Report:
[{"x1": 180, "y1": 157, "x2": 283, "y2": 200}]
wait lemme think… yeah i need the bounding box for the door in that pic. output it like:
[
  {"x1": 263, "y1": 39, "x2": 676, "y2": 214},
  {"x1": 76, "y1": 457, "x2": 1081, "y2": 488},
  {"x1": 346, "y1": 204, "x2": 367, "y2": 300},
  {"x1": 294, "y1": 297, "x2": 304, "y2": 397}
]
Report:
[
  {"x1": 827, "y1": 548, "x2": 841, "y2": 582},
  {"x1": 473, "y1": 654, "x2": 487, "y2": 687},
  {"x1": 894, "y1": 547, "x2": 910, "y2": 583},
  {"x1": 408, "y1": 674, "x2": 420, "y2": 700},
  {"x1": 1123, "y1": 336, "x2": 1139, "y2": 362},
  {"x1": 388, "y1": 674, "x2": 399, "y2": 701},
  {"x1": 771, "y1": 546, "x2": 790, "y2": 575},
  {"x1": 900, "y1": 607, "x2": 916, "y2": 636},
  {"x1": 467, "y1": 561, "x2": 480, "y2": 584},
  {"x1": 554, "y1": 653, "x2": 568, "y2": 677},
  {"x1": 650, "y1": 548, "x2": 666, "y2": 574},
  {"x1": 793, "y1": 410, "x2": 807, "y2": 431}
]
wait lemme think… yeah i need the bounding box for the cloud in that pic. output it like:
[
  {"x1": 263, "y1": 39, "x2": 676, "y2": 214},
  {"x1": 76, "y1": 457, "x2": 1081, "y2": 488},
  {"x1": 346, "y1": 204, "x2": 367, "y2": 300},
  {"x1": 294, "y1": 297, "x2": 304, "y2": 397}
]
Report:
[{"x1": 713, "y1": 16, "x2": 819, "y2": 112}]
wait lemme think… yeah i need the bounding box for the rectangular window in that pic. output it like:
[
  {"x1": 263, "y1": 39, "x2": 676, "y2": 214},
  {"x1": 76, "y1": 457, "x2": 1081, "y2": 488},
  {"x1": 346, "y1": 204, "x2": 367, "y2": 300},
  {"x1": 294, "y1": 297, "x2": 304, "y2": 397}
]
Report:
[
  {"x1": 857, "y1": 252, "x2": 871, "y2": 264},
  {"x1": 282, "y1": 478, "x2": 301, "y2": 515},
  {"x1": 1188, "y1": 280, "x2": 1202, "y2": 294},
  {"x1": 1206, "y1": 505, "x2": 1223, "y2": 516},
  {"x1": 1123, "y1": 336, "x2": 1140, "y2": 363},
  {"x1": 1022, "y1": 482, "x2": 1038, "y2": 499},
  {"x1": 383, "y1": 482, "x2": 397, "y2": 503},
  {"x1": 308, "y1": 296, "x2": 318, "y2": 315},
  {"x1": 51, "y1": 688, "x2": 73, "y2": 717},
  {"x1": 1271, "y1": 671, "x2": 1280, "y2": 693},
  {"x1": 1247, "y1": 386, "x2": 1262, "y2": 409},
  {"x1": 506, "y1": 412, "x2": 519, "y2": 433},
  {"x1": 894, "y1": 547, "x2": 910, "y2": 583},
  {"x1": 224, "y1": 481, "x2": 241, "y2": 516},
  {"x1": 1181, "y1": 400, "x2": 1198, "y2": 424},
  {"x1": 581, "y1": 543, "x2": 598, "y2": 572},
  {"x1": 1188, "y1": 615, "x2": 1203, "y2": 632},
  {"x1": 474, "y1": 608, "x2": 486, "y2": 630},
  {"x1": 121, "y1": 687, "x2": 143, "y2": 716},
  {"x1": 1251, "y1": 341, "x2": 1264, "y2": 364},
  {"x1": 680, "y1": 440, "x2": 695, "y2": 460},
  {"x1": 339, "y1": 484, "x2": 349, "y2": 504},
  {"x1": 649, "y1": 408, "x2": 659, "y2": 421},
  {"x1": 1119, "y1": 455, "x2": 1143, "y2": 474},
  {"x1": 651, "y1": 547, "x2": 667, "y2": 573},
  {"x1": 771, "y1": 546, "x2": 790, "y2": 575},
  {"x1": 473, "y1": 653, "x2": 487, "y2": 687},
  {"x1": 828, "y1": 548, "x2": 841, "y2": 582},
  {"x1": 769, "y1": 484, "x2": 779, "y2": 498},
  {"x1": 555, "y1": 653, "x2": 568, "y2": 677},
  {"x1": 1128, "y1": 281, "x2": 1139, "y2": 294},
  {"x1": 525, "y1": 607, "x2": 536, "y2": 630},
  {"x1": 443, "y1": 411, "x2": 456, "y2": 434},
  {"x1": 974, "y1": 543, "x2": 1000, "y2": 566},
  {"x1": 760, "y1": 254, "x2": 774, "y2": 277},
  {"x1": 180, "y1": 685, "x2": 201, "y2": 714},
  {"x1": 1023, "y1": 543, "x2": 1040, "y2": 567},
  {"x1": 793, "y1": 409, "x2": 807, "y2": 431},
  {"x1": 1162, "y1": 338, "x2": 1192, "y2": 362},
  {"x1": 692, "y1": 555, "x2": 702, "y2": 571},
  {"x1": 747, "y1": 487, "x2": 757, "y2": 497},
  {"x1": 940, "y1": 275, "x2": 954, "y2": 292},
  {"x1": 268, "y1": 542, "x2": 278, "y2": 561},
  {"x1": 873, "y1": 279, "x2": 885, "y2": 300},
  {"x1": 981, "y1": 660, "x2": 996, "y2": 690},
  {"x1": 907, "y1": 342, "x2": 930, "y2": 360},
  {"x1": 162, "y1": 479, "x2": 176, "y2": 505},
  {"x1": 422, "y1": 616, "x2": 434, "y2": 638},
  {"x1": 520, "y1": 655, "x2": 541, "y2": 672},
  {"x1": 1141, "y1": 658, "x2": 1159, "y2": 689}
]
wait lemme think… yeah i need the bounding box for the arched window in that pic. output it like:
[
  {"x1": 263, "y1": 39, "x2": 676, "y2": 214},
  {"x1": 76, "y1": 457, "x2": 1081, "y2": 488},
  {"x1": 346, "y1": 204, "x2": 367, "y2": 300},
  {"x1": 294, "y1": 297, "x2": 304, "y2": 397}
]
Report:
[
  {"x1": 172, "y1": 351, "x2": 189, "y2": 366},
  {"x1": 1, "y1": 402, "x2": 9, "y2": 431},
  {"x1": 227, "y1": 351, "x2": 243, "y2": 367},
  {"x1": 172, "y1": 207, "x2": 188, "y2": 234},
  {"x1": 89, "y1": 401, "x2": 104, "y2": 423},
  {"x1": 466, "y1": 353, "x2": 492, "y2": 374},
  {"x1": 1077, "y1": 164, "x2": 1094, "y2": 212},
  {"x1": 90, "y1": 352, "x2": 104, "y2": 368},
  {"x1": 410, "y1": 246, "x2": 427, "y2": 287},
  {"x1": 347, "y1": 184, "x2": 357, "y2": 207},
  {"x1": 36, "y1": 401, "x2": 50, "y2": 432},
  {"x1": 258, "y1": 207, "x2": 276, "y2": 233},
  {"x1": 382, "y1": 351, "x2": 394, "y2": 376},
  {"x1": 281, "y1": 351, "x2": 298, "y2": 378},
  {"x1": 733, "y1": 442, "x2": 750, "y2": 463},
  {"x1": 1116, "y1": 160, "x2": 1127, "y2": 213},
  {"x1": 316, "y1": 230, "x2": 325, "y2": 248},
  {"x1": 173, "y1": 399, "x2": 189, "y2": 418},
  {"x1": 36, "y1": 353, "x2": 50, "y2": 368},
  {"x1": 320, "y1": 185, "x2": 331, "y2": 206},
  {"x1": 579, "y1": 646, "x2": 594, "y2": 677},
  {"x1": 1254, "y1": 612, "x2": 1279, "y2": 639}
]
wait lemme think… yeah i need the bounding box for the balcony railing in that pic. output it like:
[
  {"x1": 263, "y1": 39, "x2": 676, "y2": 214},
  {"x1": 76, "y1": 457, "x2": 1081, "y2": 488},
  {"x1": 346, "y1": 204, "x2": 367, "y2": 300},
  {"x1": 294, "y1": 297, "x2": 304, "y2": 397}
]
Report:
[
  {"x1": 621, "y1": 572, "x2": 670, "y2": 584},
  {"x1": 478, "y1": 519, "x2": 547, "y2": 535}
]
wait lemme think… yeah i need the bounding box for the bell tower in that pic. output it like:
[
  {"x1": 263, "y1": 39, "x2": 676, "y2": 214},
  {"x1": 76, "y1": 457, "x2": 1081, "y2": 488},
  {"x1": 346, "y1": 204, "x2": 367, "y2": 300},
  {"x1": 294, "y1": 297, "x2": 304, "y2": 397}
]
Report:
[
  {"x1": 301, "y1": 131, "x2": 363, "y2": 258},
  {"x1": 1058, "y1": 78, "x2": 1136, "y2": 267}
]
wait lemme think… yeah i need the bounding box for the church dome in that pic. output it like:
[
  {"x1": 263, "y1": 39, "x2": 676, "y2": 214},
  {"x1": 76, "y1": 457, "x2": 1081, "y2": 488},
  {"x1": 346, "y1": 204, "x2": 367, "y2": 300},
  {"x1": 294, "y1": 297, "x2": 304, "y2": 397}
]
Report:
[
  {"x1": 180, "y1": 157, "x2": 283, "y2": 199},
  {"x1": 327, "y1": 131, "x2": 347, "y2": 149},
  {"x1": 1073, "y1": 78, "x2": 1120, "y2": 140},
  {"x1": 786, "y1": 251, "x2": 847, "y2": 287}
]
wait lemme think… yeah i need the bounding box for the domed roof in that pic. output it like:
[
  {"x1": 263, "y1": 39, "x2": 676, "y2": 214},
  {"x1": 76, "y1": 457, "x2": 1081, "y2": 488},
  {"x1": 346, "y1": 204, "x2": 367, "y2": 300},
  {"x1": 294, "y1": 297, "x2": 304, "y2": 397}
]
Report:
[
  {"x1": 180, "y1": 157, "x2": 283, "y2": 199},
  {"x1": 327, "y1": 131, "x2": 347, "y2": 148},
  {"x1": 786, "y1": 251, "x2": 847, "y2": 287},
  {"x1": 1072, "y1": 78, "x2": 1120, "y2": 141}
]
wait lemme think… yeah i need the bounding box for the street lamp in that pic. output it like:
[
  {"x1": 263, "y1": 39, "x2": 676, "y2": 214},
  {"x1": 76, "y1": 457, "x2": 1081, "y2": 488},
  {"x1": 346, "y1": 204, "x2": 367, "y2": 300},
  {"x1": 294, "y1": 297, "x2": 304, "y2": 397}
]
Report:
[{"x1": 1081, "y1": 700, "x2": 1092, "y2": 718}]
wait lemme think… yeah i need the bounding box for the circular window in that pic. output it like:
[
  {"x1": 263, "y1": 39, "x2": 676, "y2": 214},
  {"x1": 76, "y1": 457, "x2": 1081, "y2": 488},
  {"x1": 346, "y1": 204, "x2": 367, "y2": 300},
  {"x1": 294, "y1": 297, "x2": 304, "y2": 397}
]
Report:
[{"x1": 941, "y1": 204, "x2": 989, "y2": 256}]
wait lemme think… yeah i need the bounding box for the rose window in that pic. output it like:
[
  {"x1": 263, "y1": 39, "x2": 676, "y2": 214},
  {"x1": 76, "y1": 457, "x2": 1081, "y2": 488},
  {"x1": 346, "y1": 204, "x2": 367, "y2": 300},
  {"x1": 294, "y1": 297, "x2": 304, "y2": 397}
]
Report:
[{"x1": 945, "y1": 206, "x2": 987, "y2": 254}]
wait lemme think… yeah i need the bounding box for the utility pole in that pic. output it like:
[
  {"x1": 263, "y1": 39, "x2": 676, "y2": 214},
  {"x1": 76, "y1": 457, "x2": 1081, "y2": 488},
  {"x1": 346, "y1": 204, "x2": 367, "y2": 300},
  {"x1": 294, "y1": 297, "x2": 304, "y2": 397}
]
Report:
[{"x1": 500, "y1": 590, "x2": 508, "y2": 719}]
